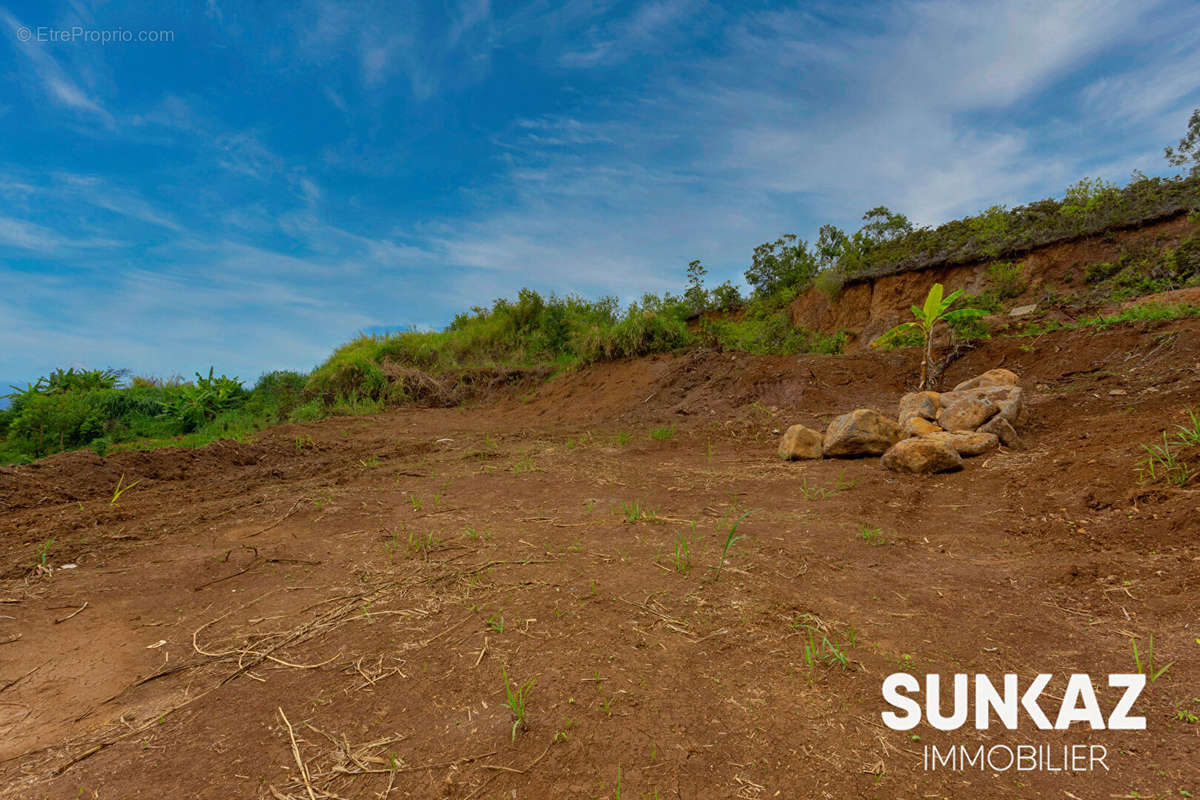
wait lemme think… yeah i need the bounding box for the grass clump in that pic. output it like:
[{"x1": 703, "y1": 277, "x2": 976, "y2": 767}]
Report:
[
  {"x1": 501, "y1": 664, "x2": 535, "y2": 741},
  {"x1": 672, "y1": 533, "x2": 692, "y2": 575},
  {"x1": 1135, "y1": 409, "x2": 1200, "y2": 487},
  {"x1": 711, "y1": 509, "x2": 750, "y2": 582},
  {"x1": 858, "y1": 524, "x2": 887, "y2": 546},
  {"x1": 1131, "y1": 635, "x2": 1173, "y2": 683}
]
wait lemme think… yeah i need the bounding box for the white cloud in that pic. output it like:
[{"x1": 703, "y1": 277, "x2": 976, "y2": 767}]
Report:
[
  {"x1": 293, "y1": 0, "x2": 496, "y2": 99},
  {"x1": 559, "y1": 0, "x2": 704, "y2": 67},
  {"x1": 0, "y1": 215, "x2": 121, "y2": 253},
  {"x1": 0, "y1": 8, "x2": 112, "y2": 123},
  {"x1": 423, "y1": 0, "x2": 1193, "y2": 310}
]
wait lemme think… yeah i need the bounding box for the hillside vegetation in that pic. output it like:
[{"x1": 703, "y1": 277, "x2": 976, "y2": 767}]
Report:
[{"x1": 4, "y1": 141, "x2": 1200, "y2": 464}]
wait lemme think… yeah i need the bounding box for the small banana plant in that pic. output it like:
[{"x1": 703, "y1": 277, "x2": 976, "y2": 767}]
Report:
[{"x1": 871, "y1": 283, "x2": 985, "y2": 388}]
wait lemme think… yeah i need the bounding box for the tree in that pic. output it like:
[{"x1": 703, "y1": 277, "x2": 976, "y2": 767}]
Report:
[
  {"x1": 684, "y1": 259, "x2": 708, "y2": 313},
  {"x1": 1164, "y1": 107, "x2": 1200, "y2": 175},
  {"x1": 857, "y1": 206, "x2": 914, "y2": 246},
  {"x1": 870, "y1": 283, "x2": 985, "y2": 389},
  {"x1": 815, "y1": 224, "x2": 849, "y2": 272},
  {"x1": 812, "y1": 208, "x2": 913, "y2": 278},
  {"x1": 744, "y1": 235, "x2": 819, "y2": 299},
  {"x1": 708, "y1": 281, "x2": 743, "y2": 312}
]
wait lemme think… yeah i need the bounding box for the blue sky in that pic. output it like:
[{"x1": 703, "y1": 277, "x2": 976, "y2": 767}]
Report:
[{"x1": 1, "y1": 0, "x2": 1198, "y2": 388}]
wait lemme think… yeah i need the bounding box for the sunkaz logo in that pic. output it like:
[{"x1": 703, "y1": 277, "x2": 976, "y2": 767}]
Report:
[
  {"x1": 881, "y1": 673, "x2": 1145, "y2": 731},
  {"x1": 881, "y1": 673, "x2": 1145, "y2": 774}
]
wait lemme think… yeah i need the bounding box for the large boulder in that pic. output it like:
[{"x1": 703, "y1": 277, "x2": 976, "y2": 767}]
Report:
[
  {"x1": 923, "y1": 430, "x2": 999, "y2": 457},
  {"x1": 904, "y1": 417, "x2": 942, "y2": 437},
  {"x1": 978, "y1": 415, "x2": 1023, "y2": 449},
  {"x1": 937, "y1": 396, "x2": 1000, "y2": 431},
  {"x1": 953, "y1": 368, "x2": 1020, "y2": 392},
  {"x1": 898, "y1": 391, "x2": 940, "y2": 424},
  {"x1": 778, "y1": 424, "x2": 823, "y2": 460},
  {"x1": 881, "y1": 438, "x2": 964, "y2": 474},
  {"x1": 822, "y1": 409, "x2": 903, "y2": 457}
]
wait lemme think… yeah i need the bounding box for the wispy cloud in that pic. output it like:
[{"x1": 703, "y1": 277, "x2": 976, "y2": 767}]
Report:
[
  {"x1": 558, "y1": 0, "x2": 706, "y2": 67},
  {"x1": 0, "y1": 7, "x2": 112, "y2": 123},
  {"x1": 428, "y1": 0, "x2": 1187, "y2": 306},
  {"x1": 293, "y1": 0, "x2": 496, "y2": 99},
  {"x1": 0, "y1": 214, "x2": 121, "y2": 253}
]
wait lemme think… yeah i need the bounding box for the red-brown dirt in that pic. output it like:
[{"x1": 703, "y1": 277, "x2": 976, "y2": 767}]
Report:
[{"x1": 1, "y1": 320, "x2": 1198, "y2": 799}]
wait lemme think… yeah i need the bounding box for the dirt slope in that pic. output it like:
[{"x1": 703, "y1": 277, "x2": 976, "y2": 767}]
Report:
[
  {"x1": 0, "y1": 320, "x2": 1197, "y2": 799},
  {"x1": 790, "y1": 214, "x2": 1199, "y2": 347}
]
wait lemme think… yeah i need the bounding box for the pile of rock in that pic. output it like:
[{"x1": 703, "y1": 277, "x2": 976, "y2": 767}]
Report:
[{"x1": 778, "y1": 368, "x2": 1027, "y2": 474}]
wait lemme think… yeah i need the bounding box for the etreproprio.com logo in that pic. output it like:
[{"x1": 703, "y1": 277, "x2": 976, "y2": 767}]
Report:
[
  {"x1": 16, "y1": 26, "x2": 175, "y2": 44},
  {"x1": 880, "y1": 673, "x2": 1147, "y2": 773}
]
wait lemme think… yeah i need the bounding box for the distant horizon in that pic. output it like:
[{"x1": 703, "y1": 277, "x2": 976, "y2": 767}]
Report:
[{"x1": 4, "y1": 0, "x2": 1199, "y2": 389}]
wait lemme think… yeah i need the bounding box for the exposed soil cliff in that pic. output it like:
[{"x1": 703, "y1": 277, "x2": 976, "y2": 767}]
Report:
[{"x1": 790, "y1": 213, "x2": 1199, "y2": 348}]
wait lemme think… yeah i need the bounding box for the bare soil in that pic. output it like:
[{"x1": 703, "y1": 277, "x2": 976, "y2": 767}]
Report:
[{"x1": 1, "y1": 320, "x2": 1198, "y2": 799}]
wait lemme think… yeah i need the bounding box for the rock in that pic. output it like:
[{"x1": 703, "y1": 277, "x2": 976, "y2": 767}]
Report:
[
  {"x1": 952, "y1": 368, "x2": 1020, "y2": 392},
  {"x1": 978, "y1": 415, "x2": 1023, "y2": 449},
  {"x1": 975, "y1": 385, "x2": 1025, "y2": 426},
  {"x1": 898, "y1": 391, "x2": 940, "y2": 424},
  {"x1": 937, "y1": 396, "x2": 1000, "y2": 431},
  {"x1": 778, "y1": 424, "x2": 823, "y2": 460},
  {"x1": 1009, "y1": 304, "x2": 1037, "y2": 317},
  {"x1": 938, "y1": 384, "x2": 1026, "y2": 426},
  {"x1": 822, "y1": 409, "x2": 903, "y2": 457},
  {"x1": 881, "y1": 438, "x2": 964, "y2": 474},
  {"x1": 924, "y1": 430, "x2": 999, "y2": 457},
  {"x1": 904, "y1": 417, "x2": 942, "y2": 437}
]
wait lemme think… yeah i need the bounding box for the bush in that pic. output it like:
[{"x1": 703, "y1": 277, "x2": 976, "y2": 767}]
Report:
[
  {"x1": 873, "y1": 327, "x2": 924, "y2": 350},
  {"x1": 7, "y1": 391, "x2": 106, "y2": 458},
  {"x1": 699, "y1": 309, "x2": 846, "y2": 355},
  {"x1": 1083, "y1": 232, "x2": 1200, "y2": 300},
  {"x1": 709, "y1": 281, "x2": 744, "y2": 312},
  {"x1": 813, "y1": 269, "x2": 846, "y2": 300},
  {"x1": 158, "y1": 369, "x2": 245, "y2": 432},
  {"x1": 0, "y1": 366, "x2": 253, "y2": 462},
  {"x1": 986, "y1": 262, "x2": 1027, "y2": 299},
  {"x1": 576, "y1": 302, "x2": 693, "y2": 363}
]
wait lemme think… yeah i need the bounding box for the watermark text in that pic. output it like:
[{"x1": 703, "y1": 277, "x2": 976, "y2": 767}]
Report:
[{"x1": 16, "y1": 26, "x2": 175, "y2": 45}]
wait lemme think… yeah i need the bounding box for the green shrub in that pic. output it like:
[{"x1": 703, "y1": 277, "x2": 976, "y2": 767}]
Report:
[
  {"x1": 813, "y1": 269, "x2": 845, "y2": 300},
  {"x1": 1082, "y1": 232, "x2": 1200, "y2": 300},
  {"x1": 306, "y1": 346, "x2": 388, "y2": 401},
  {"x1": 873, "y1": 327, "x2": 924, "y2": 350},
  {"x1": 709, "y1": 281, "x2": 744, "y2": 312},
  {"x1": 986, "y1": 262, "x2": 1027, "y2": 299},
  {"x1": 576, "y1": 302, "x2": 693, "y2": 362},
  {"x1": 157, "y1": 369, "x2": 245, "y2": 432},
  {"x1": 8, "y1": 391, "x2": 106, "y2": 458},
  {"x1": 700, "y1": 310, "x2": 845, "y2": 355},
  {"x1": 288, "y1": 398, "x2": 327, "y2": 423},
  {"x1": 1085, "y1": 260, "x2": 1123, "y2": 284},
  {"x1": 946, "y1": 312, "x2": 990, "y2": 342}
]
